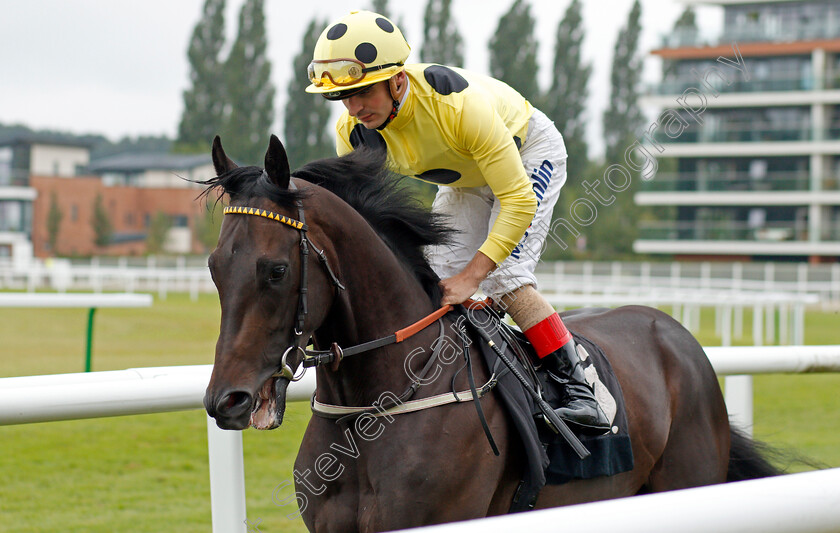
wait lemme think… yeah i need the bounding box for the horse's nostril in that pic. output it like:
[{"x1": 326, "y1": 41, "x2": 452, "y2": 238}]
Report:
[{"x1": 218, "y1": 390, "x2": 253, "y2": 417}]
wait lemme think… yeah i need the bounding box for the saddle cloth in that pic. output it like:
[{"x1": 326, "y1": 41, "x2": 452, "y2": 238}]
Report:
[{"x1": 462, "y1": 307, "x2": 634, "y2": 511}]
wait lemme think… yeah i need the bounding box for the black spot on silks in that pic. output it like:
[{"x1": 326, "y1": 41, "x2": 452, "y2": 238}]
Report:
[
  {"x1": 513, "y1": 136, "x2": 522, "y2": 150},
  {"x1": 423, "y1": 65, "x2": 469, "y2": 95},
  {"x1": 349, "y1": 124, "x2": 387, "y2": 152},
  {"x1": 416, "y1": 169, "x2": 462, "y2": 184}
]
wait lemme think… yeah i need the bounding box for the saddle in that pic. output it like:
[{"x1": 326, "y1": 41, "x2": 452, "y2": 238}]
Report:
[{"x1": 459, "y1": 306, "x2": 635, "y2": 512}]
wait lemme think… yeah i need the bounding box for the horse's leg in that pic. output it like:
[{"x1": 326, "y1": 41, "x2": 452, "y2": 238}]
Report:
[
  {"x1": 295, "y1": 418, "x2": 362, "y2": 533},
  {"x1": 532, "y1": 306, "x2": 698, "y2": 507},
  {"x1": 644, "y1": 316, "x2": 730, "y2": 491}
]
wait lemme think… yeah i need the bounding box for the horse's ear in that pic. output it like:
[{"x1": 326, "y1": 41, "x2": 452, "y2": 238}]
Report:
[
  {"x1": 264, "y1": 134, "x2": 291, "y2": 189},
  {"x1": 212, "y1": 136, "x2": 237, "y2": 176}
]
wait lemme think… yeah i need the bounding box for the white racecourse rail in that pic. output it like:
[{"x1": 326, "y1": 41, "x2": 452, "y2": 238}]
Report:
[
  {"x1": 1, "y1": 346, "x2": 839, "y2": 532},
  {"x1": 396, "y1": 467, "x2": 840, "y2": 533}
]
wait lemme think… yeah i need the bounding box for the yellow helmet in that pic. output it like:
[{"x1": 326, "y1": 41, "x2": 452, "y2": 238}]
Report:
[{"x1": 306, "y1": 10, "x2": 410, "y2": 99}]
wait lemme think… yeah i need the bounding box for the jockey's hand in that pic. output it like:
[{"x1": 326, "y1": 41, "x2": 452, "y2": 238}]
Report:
[
  {"x1": 439, "y1": 273, "x2": 481, "y2": 307},
  {"x1": 439, "y1": 252, "x2": 496, "y2": 307}
]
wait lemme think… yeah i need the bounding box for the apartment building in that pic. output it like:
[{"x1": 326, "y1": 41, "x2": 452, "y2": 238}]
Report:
[{"x1": 638, "y1": 0, "x2": 840, "y2": 262}]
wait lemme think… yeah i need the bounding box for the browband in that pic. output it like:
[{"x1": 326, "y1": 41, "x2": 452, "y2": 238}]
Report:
[{"x1": 223, "y1": 206, "x2": 307, "y2": 231}]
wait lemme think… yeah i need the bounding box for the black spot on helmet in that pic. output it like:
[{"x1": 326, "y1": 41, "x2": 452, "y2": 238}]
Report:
[
  {"x1": 326, "y1": 23, "x2": 347, "y2": 40},
  {"x1": 355, "y1": 42, "x2": 378, "y2": 64},
  {"x1": 375, "y1": 17, "x2": 394, "y2": 33}
]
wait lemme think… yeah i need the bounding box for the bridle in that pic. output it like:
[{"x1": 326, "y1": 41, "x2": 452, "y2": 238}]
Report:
[
  {"x1": 223, "y1": 178, "x2": 345, "y2": 382},
  {"x1": 224, "y1": 181, "x2": 501, "y2": 451}
]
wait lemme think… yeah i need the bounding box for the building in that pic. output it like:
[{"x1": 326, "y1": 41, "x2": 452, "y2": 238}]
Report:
[
  {"x1": 0, "y1": 134, "x2": 91, "y2": 261},
  {"x1": 29, "y1": 175, "x2": 211, "y2": 257},
  {"x1": 0, "y1": 134, "x2": 217, "y2": 259},
  {"x1": 88, "y1": 152, "x2": 214, "y2": 188},
  {"x1": 637, "y1": 0, "x2": 840, "y2": 263}
]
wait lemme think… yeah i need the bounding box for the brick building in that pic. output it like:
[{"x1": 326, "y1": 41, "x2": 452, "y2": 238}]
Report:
[
  {"x1": 30, "y1": 175, "x2": 211, "y2": 257},
  {"x1": 0, "y1": 134, "x2": 218, "y2": 259}
]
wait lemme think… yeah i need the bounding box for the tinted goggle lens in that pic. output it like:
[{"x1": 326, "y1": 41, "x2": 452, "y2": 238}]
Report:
[{"x1": 307, "y1": 60, "x2": 366, "y2": 87}]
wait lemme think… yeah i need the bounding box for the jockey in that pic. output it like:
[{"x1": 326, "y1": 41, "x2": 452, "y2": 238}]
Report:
[{"x1": 306, "y1": 10, "x2": 609, "y2": 433}]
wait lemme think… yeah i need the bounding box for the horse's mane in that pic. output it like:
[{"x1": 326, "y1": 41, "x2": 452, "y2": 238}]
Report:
[{"x1": 201, "y1": 148, "x2": 453, "y2": 299}]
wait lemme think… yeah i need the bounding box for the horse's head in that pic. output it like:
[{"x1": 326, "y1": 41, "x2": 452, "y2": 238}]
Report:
[{"x1": 203, "y1": 135, "x2": 337, "y2": 430}]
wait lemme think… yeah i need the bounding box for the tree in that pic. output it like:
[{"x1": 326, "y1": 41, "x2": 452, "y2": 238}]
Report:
[
  {"x1": 603, "y1": 0, "x2": 644, "y2": 165},
  {"x1": 146, "y1": 212, "x2": 173, "y2": 255},
  {"x1": 176, "y1": 0, "x2": 227, "y2": 153},
  {"x1": 542, "y1": 0, "x2": 591, "y2": 187},
  {"x1": 540, "y1": 0, "x2": 592, "y2": 260},
  {"x1": 590, "y1": 0, "x2": 645, "y2": 259},
  {"x1": 369, "y1": 0, "x2": 391, "y2": 17},
  {"x1": 420, "y1": 0, "x2": 464, "y2": 66},
  {"x1": 284, "y1": 19, "x2": 334, "y2": 170},
  {"x1": 195, "y1": 206, "x2": 224, "y2": 252},
  {"x1": 47, "y1": 191, "x2": 63, "y2": 254},
  {"x1": 488, "y1": 0, "x2": 540, "y2": 103},
  {"x1": 664, "y1": 6, "x2": 698, "y2": 76},
  {"x1": 91, "y1": 194, "x2": 112, "y2": 249},
  {"x1": 221, "y1": 0, "x2": 275, "y2": 165}
]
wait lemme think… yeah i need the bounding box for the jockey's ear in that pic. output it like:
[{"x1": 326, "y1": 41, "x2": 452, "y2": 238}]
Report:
[
  {"x1": 264, "y1": 134, "x2": 291, "y2": 189},
  {"x1": 211, "y1": 136, "x2": 237, "y2": 176},
  {"x1": 389, "y1": 71, "x2": 407, "y2": 99}
]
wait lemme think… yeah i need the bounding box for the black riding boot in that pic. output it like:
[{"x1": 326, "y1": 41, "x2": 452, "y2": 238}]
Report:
[{"x1": 543, "y1": 340, "x2": 611, "y2": 434}]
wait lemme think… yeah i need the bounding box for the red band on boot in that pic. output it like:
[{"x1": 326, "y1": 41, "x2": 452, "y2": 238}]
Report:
[{"x1": 523, "y1": 313, "x2": 573, "y2": 358}]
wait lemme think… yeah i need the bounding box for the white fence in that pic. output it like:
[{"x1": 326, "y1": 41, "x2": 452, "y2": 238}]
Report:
[
  {"x1": 1, "y1": 346, "x2": 839, "y2": 532},
  {"x1": 397, "y1": 467, "x2": 840, "y2": 533},
  {"x1": 3, "y1": 258, "x2": 840, "y2": 305},
  {"x1": 0, "y1": 256, "x2": 214, "y2": 300},
  {"x1": 535, "y1": 260, "x2": 840, "y2": 306}
]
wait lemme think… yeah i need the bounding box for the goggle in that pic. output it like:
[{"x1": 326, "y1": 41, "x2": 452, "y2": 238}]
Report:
[{"x1": 307, "y1": 58, "x2": 402, "y2": 87}]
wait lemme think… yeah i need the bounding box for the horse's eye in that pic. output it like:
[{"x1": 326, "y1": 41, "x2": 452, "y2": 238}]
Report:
[{"x1": 269, "y1": 265, "x2": 287, "y2": 282}]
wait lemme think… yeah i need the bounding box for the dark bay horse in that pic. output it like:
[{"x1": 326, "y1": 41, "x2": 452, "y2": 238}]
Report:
[{"x1": 203, "y1": 135, "x2": 779, "y2": 532}]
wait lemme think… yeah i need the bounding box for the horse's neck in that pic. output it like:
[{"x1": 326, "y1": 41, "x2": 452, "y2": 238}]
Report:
[{"x1": 313, "y1": 201, "x2": 442, "y2": 405}]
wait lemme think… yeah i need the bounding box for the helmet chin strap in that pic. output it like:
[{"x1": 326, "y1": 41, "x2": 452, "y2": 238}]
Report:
[{"x1": 376, "y1": 76, "x2": 402, "y2": 131}]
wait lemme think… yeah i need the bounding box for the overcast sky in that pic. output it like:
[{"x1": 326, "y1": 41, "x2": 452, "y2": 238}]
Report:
[{"x1": 0, "y1": 0, "x2": 723, "y2": 158}]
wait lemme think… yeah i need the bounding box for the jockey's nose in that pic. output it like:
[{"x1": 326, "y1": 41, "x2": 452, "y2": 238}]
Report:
[{"x1": 343, "y1": 96, "x2": 364, "y2": 117}]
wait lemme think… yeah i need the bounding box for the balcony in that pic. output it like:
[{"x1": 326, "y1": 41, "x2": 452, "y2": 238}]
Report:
[
  {"x1": 649, "y1": 74, "x2": 825, "y2": 96},
  {"x1": 0, "y1": 169, "x2": 30, "y2": 187},
  {"x1": 640, "y1": 171, "x2": 819, "y2": 192},
  {"x1": 655, "y1": 123, "x2": 817, "y2": 144},
  {"x1": 658, "y1": 21, "x2": 840, "y2": 49},
  {"x1": 638, "y1": 220, "x2": 809, "y2": 242}
]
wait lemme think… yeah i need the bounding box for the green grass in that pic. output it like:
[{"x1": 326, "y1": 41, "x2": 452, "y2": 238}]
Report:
[{"x1": 0, "y1": 295, "x2": 838, "y2": 532}]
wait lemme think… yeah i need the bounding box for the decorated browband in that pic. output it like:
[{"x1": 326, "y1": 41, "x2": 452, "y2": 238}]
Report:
[{"x1": 223, "y1": 206, "x2": 307, "y2": 231}]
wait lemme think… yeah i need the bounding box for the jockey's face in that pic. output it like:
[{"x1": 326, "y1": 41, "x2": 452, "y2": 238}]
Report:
[{"x1": 341, "y1": 79, "x2": 394, "y2": 129}]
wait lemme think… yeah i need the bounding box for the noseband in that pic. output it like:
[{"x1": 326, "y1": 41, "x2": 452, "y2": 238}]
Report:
[{"x1": 223, "y1": 179, "x2": 345, "y2": 380}]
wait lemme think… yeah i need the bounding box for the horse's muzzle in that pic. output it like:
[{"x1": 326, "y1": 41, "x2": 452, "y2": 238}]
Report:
[
  {"x1": 204, "y1": 376, "x2": 290, "y2": 430},
  {"x1": 204, "y1": 388, "x2": 254, "y2": 430}
]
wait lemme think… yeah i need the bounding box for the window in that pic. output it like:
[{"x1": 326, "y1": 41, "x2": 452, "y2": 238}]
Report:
[
  {"x1": 0, "y1": 147, "x2": 11, "y2": 186},
  {"x1": 0, "y1": 200, "x2": 23, "y2": 232}
]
